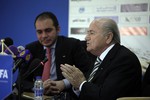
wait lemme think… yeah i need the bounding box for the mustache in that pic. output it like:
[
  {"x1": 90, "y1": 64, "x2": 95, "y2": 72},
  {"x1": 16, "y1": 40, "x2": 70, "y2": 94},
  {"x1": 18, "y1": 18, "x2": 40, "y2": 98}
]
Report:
[{"x1": 41, "y1": 37, "x2": 49, "y2": 42}]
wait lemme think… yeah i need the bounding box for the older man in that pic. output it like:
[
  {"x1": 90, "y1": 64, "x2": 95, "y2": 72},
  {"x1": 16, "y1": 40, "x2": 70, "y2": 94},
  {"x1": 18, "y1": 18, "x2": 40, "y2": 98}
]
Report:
[{"x1": 61, "y1": 18, "x2": 142, "y2": 100}]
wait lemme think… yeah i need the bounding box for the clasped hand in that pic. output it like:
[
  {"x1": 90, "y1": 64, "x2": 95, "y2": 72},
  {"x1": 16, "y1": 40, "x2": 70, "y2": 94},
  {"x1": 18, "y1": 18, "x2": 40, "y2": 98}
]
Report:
[{"x1": 43, "y1": 79, "x2": 65, "y2": 95}]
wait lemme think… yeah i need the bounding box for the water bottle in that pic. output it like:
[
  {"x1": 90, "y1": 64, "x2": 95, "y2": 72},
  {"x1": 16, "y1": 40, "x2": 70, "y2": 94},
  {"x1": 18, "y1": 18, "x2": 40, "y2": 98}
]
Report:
[{"x1": 34, "y1": 76, "x2": 43, "y2": 100}]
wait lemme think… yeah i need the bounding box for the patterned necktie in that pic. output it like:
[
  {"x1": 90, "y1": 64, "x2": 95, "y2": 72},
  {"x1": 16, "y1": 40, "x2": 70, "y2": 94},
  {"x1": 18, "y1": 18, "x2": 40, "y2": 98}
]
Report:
[
  {"x1": 88, "y1": 57, "x2": 102, "y2": 82},
  {"x1": 42, "y1": 48, "x2": 51, "y2": 81}
]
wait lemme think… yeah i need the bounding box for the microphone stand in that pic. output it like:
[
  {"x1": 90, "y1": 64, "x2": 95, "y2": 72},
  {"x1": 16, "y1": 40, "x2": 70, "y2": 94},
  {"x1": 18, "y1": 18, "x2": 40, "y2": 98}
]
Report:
[
  {"x1": 0, "y1": 39, "x2": 5, "y2": 54},
  {"x1": 15, "y1": 57, "x2": 48, "y2": 100},
  {"x1": 18, "y1": 68, "x2": 21, "y2": 100},
  {"x1": 23, "y1": 57, "x2": 48, "y2": 79},
  {"x1": 17, "y1": 63, "x2": 25, "y2": 100},
  {"x1": 7, "y1": 63, "x2": 23, "y2": 100},
  {"x1": 0, "y1": 39, "x2": 16, "y2": 58}
]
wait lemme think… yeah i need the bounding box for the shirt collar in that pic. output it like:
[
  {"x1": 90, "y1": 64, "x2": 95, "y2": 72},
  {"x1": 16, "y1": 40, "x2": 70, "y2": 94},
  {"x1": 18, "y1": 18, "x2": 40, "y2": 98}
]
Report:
[
  {"x1": 99, "y1": 44, "x2": 115, "y2": 61},
  {"x1": 44, "y1": 40, "x2": 57, "y2": 49}
]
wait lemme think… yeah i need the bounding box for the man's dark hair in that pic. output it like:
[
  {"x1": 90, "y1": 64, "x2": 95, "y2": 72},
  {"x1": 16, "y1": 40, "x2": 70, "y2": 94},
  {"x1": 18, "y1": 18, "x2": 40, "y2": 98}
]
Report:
[{"x1": 34, "y1": 11, "x2": 59, "y2": 29}]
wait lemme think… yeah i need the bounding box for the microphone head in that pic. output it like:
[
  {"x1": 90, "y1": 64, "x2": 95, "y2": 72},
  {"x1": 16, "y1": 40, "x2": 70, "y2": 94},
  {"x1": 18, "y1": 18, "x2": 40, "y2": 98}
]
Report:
[
  {"x1": 17, "y1": 46, "x2": 25, "y2": 52},
  {"x1": 4, "y1": 45, "x2": 19, "y2": 56},
  {"x1": 17, "y1": 49, "x2": 32, "y2": 62},
  {"x1": 0, "y1": 37, "x2": 13, "y2": 52},
  {"x1": 42, "y1": 57, "x2": 48, "y2": 64},
  {"x1": 4, "y1": 37, "x2": 14, "y2": 46}
]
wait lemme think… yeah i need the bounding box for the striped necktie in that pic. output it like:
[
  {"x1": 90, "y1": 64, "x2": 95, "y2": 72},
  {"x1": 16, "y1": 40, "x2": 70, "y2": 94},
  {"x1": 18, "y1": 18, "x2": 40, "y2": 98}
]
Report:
[
  {"x1": 42, "y1": 48, "x2": 51, "y2": 81},
  {"x1": 88, "y1": 57, "x2": 102, "y2": 82}
]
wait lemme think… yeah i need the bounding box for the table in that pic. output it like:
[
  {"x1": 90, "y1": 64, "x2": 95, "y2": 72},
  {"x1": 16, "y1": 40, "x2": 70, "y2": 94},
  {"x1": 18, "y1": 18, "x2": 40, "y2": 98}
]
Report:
[{"x1": 23, "y1": 92, "x2": 52, "y2": 100}]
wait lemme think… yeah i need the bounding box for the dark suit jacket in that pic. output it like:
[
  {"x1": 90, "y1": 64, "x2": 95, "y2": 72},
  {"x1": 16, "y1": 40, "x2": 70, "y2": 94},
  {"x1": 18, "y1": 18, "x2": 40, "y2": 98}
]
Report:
[
  {"x1": 142, "y1": 64, "x2": 150, "y2": 96},
  {"x1": 20, "y1": 36, "x2": 93, "y2": 99},
  {"x1": 79, "y1": 43, "x2": 142, "y2": 100}
]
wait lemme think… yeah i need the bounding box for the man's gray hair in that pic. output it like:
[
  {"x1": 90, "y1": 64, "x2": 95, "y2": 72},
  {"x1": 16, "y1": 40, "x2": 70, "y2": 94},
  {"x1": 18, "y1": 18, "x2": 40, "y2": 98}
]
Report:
[{"x1": 95, "y1": 18, "x2": 120, "y2": 44}]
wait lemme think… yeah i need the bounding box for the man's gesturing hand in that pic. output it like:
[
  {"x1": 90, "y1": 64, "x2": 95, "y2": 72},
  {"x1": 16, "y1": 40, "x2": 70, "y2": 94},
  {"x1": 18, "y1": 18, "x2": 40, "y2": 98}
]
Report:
[{"x1": 60, "y1": 64, "x2": 86, "y2": 89}]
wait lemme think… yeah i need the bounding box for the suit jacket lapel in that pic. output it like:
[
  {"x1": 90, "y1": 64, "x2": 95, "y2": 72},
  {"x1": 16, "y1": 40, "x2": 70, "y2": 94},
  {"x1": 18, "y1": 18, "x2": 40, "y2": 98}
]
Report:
[
  {"x1": 55, "y1": 36, "x2": 69, "y2": 79},
  {"x1": 91, "y1": 43, "x2": 121, "y2": 82}
]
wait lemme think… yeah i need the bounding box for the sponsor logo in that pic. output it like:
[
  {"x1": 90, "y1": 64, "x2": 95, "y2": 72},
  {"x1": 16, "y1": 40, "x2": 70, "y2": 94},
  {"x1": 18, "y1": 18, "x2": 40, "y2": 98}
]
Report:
[
  {"x1": 25, "y1": 54, "x2": 31, "y2": 61},
  {"x1": 120, "y1": 27, "x2": 147, "y2": 35},
  {"x1": 0, "y1": 69, "x2": 8, "y2": 79},
  {"x1": 73, "y1": 18, "x2": 86, "y2": 22},
  {"x1": 19, "y1": 50, "x2": 25, "y2": 56},
  {"x1": 79, "y1": 7, "x2": 85, "y2": 13},
  {"x1": 121, "y1": 3, "x2": 148, "y2": 12}
]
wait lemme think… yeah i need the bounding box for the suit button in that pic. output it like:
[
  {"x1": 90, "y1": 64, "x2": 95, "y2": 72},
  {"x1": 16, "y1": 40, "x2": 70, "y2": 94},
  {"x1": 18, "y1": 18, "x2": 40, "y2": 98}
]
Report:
[{"x1": 101, "y1": 68, "x2": 103, "y2": 70}]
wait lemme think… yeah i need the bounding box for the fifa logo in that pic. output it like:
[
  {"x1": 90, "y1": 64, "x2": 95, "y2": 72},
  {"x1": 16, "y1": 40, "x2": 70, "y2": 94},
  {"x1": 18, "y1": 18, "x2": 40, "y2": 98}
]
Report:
[{"x1": 0, "y1": 69, "x2": 8, "y2": 79}]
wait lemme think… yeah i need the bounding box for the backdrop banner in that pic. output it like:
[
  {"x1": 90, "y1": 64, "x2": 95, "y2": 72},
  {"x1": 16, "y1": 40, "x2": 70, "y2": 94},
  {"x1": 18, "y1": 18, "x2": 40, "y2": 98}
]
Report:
[{"x1": 69, "y1": 0, "x2": 150, "y2": 74}]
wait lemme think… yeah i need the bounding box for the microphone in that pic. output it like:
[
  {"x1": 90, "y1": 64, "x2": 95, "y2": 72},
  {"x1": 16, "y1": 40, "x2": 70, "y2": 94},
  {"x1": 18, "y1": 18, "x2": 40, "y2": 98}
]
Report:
[
  {"x1": 17, "y1": 45, "x2": 25, "y2": 53},
  {"x1": 23, "y1": 57, "x2": 48, "y2": 79},
  {"x1": 4, "y1": 45, "x2": 19, "y2": 57},
  {"x1": 3, "y1": 37, "x2": 13, "y2": 46},
  {"x1": 0, "y1": 37, "x2": 13, "y2": 46},
  {"x1": 13, "y1": 49, "x2": 32, "y2": 73},
  {"x1": 0, "y1": 37, "x2": 13, "y2": 52}
]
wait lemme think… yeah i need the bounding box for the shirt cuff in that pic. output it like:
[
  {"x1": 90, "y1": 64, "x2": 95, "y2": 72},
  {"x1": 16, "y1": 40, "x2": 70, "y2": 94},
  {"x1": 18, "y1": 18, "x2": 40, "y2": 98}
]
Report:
[
  {"x1": 72, "y1": 80, "x2": 87, "y2": 96},
  {"x1": 79, "y1": 81, "x2": 87, "y2": 91},
  {"x1": 63, "y1": 79, "x2": 71, "y2": 89},
  {"x1": 72, "y1": 87, "x2": 80, "y2": 96}
]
